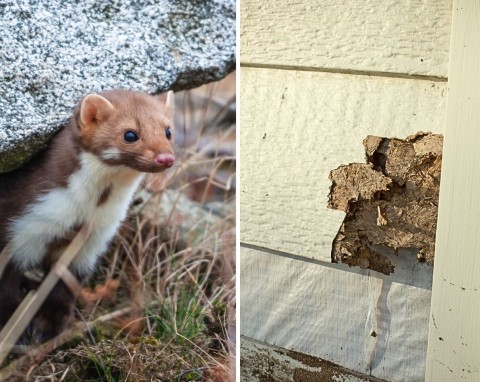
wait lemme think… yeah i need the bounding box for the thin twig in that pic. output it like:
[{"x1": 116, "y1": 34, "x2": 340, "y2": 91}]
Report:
[
  {"x1": 0, "y1": 221, "x2": 93, "y2": 365},
  {"x1": 0, "y1": 244, "x2": 12, "y2": 280}
]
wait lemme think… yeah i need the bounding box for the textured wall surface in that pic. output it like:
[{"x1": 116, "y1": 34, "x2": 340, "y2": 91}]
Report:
[
  {"x1": 241, "y1": 0, "x2": 451, "y2": 78},
  {"x1": 241, "y1": 247, "x2": 433, "y2": 381},
  {"x1": 240, "y1": 1, "x2": 451, "y2": 381},
  {"x1": 241, "y1": 68, "x2": 446, "y2": 264},
  {"x1": 0, "y1": 0, "x2": 235, "y2": 172}
]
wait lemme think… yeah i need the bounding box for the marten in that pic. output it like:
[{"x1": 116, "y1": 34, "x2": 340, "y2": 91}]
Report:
[{"x1": 0, "y1": 89, "x2": 175, "y2": 342}]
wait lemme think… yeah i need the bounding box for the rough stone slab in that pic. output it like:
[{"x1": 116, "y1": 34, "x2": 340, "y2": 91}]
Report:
[
  {"x1": 0, "y1": 0, "x2": 235, "y2": 172},
  {"x1": 328, "y1": 132, "x2": 443, "y2": 275}
]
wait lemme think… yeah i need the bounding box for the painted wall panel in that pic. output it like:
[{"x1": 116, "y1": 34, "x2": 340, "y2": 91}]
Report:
[
  {"x1": 240, "y1": 67, "x2": 446, "y2": 263},
  {"x1": 241, "y1": 0, "x2": 452, "y2": 78},
  {"x1": 240, "y1": 246, "x2": 432, "y2": 382}
]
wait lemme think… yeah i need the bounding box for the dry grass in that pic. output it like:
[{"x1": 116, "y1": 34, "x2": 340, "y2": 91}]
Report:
[{"x1": 0, "y1": 72, "x2": 236, "y2": 381}]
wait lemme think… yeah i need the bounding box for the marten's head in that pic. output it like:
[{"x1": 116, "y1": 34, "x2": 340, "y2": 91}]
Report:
[{"x1": 77, "y1": 89, "x2": 175, "y2": 173}]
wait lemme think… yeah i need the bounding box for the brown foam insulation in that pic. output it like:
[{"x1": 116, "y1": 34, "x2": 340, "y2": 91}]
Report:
[{"x1": 328, "y1": 132, "x2": 443, "y2": 275}]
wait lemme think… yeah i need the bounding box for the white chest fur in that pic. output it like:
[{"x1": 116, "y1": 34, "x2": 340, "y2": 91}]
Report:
[{"x1": 8, "y1": 152, "x2": 144, "y2": 275}]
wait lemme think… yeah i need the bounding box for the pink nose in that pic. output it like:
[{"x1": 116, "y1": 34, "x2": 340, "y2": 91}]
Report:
[{"x1": 155, "y1": 153, "x2": 175, "y2": 167}]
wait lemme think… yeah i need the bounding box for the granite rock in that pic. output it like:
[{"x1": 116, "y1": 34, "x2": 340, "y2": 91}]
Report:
[{"x1": 0, "y1": 0, "x2": 235, "y2": 172}]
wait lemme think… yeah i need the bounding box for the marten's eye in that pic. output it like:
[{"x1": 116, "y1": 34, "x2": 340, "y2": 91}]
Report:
[
  {"x1": 165, "y1": 128, "x2": 172, "y2": 140},
  {"x1": 124, "y1": 131, "x2": 139, "y2": 143}
]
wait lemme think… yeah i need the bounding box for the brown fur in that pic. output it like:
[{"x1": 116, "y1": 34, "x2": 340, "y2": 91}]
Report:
[
  {"x1": 79, "y1": 90, "x2": 174, "y2": 173},
  {"x1": 0, "y1": 89, "x2": 174, "y2": 249},
  {"x1": 0, "y1": 89, "x2": 175, "y2": 343},
  {"x1": 0, "y1": 126, "x2": 81, "y2": 250},
  {"x1": 96, "y1": 184, "x2": 113, "y2": 206}
]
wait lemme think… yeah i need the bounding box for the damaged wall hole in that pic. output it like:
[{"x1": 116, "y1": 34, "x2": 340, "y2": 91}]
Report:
[{"x1": 327, "y1": 132, "x2": 442, "y2": 275}]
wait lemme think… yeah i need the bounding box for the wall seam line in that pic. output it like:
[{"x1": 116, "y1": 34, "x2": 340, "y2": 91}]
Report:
[
  {"x1": 240, "y1": 62, "x2": 449, "y2": 83},
  {"x1": 240, "y1": 241, "x2": 348, "y2": 271}
]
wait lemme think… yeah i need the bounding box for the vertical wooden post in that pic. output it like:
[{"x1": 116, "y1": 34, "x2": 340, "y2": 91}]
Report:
[{"x1": 426, "y1": 1, "x2": 480, "y2": 380}]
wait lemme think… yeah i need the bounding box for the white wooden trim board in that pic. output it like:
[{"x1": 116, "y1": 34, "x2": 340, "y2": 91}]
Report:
[{"x1": 426, "y1": 1, "x2": 480, "y2": 380}]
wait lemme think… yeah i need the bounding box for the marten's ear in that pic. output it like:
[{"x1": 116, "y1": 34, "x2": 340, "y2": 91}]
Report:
[
  {"x1": 166, "y1": 91, "x2": 174, "y2": 110},
  {"x1": 157, "y1": 91, "x2": 174, "y2": 117},
  {"x1": 80, "y1": 94, "x2": 115, "y2": 127}
]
